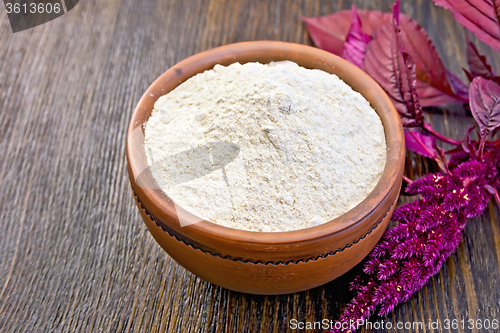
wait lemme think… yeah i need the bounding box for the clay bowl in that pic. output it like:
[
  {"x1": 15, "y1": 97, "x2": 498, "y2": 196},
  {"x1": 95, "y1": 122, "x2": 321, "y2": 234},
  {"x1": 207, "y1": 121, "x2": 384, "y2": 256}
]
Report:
[{"x1": 126, "y1": 41, "x2": 405, "y2": 295}]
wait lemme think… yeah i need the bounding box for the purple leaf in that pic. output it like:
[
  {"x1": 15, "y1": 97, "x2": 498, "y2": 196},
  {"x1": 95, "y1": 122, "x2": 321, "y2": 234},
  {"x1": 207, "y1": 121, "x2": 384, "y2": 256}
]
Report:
[
  {"x1": 301, "y1": 10, "x2": 391, "y2": 56},
  {"x1": 433, "y1": 143, "x2": 450, "y2": 174},
  {"x1": 341, "y1": 5, "x2": 371, "y2": 68},
  {"x1": 362, "y1": 4, "x2": 424, "y2": 128},
  {"x1": 465, "y1": 33, "x2": 496, "y2": 79},
  {"x1": 302, "y1": 4, "x2": 467, "y2": 106},
  {"x1": 301, "y1": 14, "x2": 350, "y2": 55},
  {"x1": 433, "y1": 0, "x2": 500, "y2": 53},
  {"x1": 469, "y1": 77, "x2": 500, "y2": 138},
  {"x1": 415, "y1": 80, "x2": 466, "y2": 106},
  {"x1": 461, "y1": 124, "x2": 477, "y2": 155},
  {"x1": 405, "y1": 131, "x2": 437, "y2": 158},
  {"x1": 399, "y1": 8, "x2": 466, "y2": 106}
]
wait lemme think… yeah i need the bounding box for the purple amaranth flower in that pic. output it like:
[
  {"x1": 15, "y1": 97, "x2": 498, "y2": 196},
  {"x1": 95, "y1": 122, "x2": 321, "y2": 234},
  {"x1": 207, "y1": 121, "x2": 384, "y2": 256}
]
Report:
[{"x1": 332, "y1": 158, "x2": 498, "y2": 333}]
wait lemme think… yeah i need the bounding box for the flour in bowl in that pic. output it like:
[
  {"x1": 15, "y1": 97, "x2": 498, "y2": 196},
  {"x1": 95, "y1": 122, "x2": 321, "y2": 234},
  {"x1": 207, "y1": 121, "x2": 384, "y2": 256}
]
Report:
[{"x1": 144, "y1": 61, "x2": 386, "y2": 232}]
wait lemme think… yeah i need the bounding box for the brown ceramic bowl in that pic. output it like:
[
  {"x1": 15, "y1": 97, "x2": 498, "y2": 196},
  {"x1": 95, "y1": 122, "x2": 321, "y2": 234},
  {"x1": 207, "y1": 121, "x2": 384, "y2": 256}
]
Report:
[{"x1": 126, "y1": 41, "x2": 404, "y2": 295}]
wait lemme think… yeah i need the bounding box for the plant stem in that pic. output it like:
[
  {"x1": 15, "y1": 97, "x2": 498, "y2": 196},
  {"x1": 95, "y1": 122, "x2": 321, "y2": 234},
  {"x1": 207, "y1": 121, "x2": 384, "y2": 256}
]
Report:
[
  {"x1": 402, "y1": 175, "x2": 413, "y2": 184},
  {"x1": 494, "y1": 188, "x2": 500, "y2": 208},
  {"x1": 423, "y1": 123, "x2": 461, "y2": 145},
  {"x1": 478, "y1": 135, "x2": 487, "y2": 159}
]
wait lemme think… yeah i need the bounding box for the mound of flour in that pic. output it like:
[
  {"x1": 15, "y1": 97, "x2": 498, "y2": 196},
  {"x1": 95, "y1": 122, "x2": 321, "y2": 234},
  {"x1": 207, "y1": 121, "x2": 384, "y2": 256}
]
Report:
[{"x1": 144, "y1": 61, "x2": 386, "y2": 232}]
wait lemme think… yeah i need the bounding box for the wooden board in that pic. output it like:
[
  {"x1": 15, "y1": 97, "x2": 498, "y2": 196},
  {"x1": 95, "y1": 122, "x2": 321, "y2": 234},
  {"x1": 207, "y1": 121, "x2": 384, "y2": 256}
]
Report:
[{"x1": 0, "y1": 0, "x2": 499, "y2": 332}]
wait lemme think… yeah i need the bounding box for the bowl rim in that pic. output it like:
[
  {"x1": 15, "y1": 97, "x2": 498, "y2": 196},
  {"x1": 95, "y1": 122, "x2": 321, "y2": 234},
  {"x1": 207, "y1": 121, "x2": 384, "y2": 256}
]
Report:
[{"x1": 126, "y1": 41, "x2": 404, "y2": 250}]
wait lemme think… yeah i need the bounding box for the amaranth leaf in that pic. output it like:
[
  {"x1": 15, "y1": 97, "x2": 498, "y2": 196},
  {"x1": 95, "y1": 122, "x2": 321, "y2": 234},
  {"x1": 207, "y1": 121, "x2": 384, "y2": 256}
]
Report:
[
  {"x1": 362, "y1": 3, "x2": 424, "y2": 128},
  {"x1": 405, "y1": 132, "x2": 437, "y2": 158},
  {"x1": 341, "y1": 5, "x2": 371, "y2": 68},
  {"x1": 433, "y1": 0, "x2": 500, "y2": 53},
  {"x1": 302, "y1": 6, "x2": 466, "y2": 106},
  {"x1": 469, "y1": 77, "x2": 500, "y2": 138}
]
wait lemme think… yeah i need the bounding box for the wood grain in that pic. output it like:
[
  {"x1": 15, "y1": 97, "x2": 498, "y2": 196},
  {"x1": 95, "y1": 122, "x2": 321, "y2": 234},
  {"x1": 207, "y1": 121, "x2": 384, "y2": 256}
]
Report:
[{"x1": 0, "y1": 0, "x2": 499, "y2": 332}]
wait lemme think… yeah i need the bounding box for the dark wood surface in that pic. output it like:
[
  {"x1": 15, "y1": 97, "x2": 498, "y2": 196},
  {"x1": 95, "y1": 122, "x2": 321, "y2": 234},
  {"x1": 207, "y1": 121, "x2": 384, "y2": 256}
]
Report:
[{"x1": 0, "y1": 0, "x2": 499, "y2": 332}]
